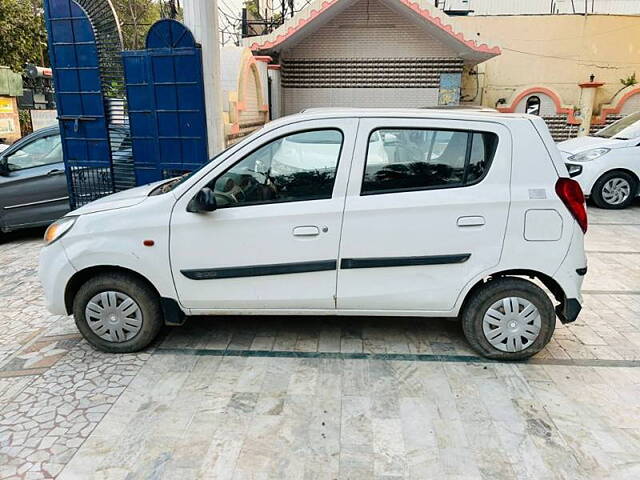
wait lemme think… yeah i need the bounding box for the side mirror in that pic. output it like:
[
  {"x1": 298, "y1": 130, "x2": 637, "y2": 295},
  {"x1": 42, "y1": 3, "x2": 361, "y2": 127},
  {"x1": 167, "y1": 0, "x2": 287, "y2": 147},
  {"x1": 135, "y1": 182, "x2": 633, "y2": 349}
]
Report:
[
  {"x1": 187, "y1": 187, "x2": 217, "y2": 213},
  {"x1": 0, "y1": 159, "x2": 8, "y2": 177}
]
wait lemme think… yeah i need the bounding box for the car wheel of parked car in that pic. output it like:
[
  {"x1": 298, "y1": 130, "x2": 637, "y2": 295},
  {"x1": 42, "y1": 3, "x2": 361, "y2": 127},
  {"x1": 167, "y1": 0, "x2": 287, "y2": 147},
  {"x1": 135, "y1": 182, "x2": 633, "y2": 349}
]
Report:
[
  {"x1": 591, "y1": 170, "x2": 638, "y2": 209},
  {"x1": 461, "y1": 277, "x2": 555, "y2": 360},
  {"x1": 72, "y1": 272, "x2": 163, "y2": 353}
]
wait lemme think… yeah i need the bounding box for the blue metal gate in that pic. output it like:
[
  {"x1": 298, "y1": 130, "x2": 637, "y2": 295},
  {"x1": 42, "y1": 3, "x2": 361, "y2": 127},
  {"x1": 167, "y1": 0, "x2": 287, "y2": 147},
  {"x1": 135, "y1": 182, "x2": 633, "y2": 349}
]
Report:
[
  {"x1": 122, "y1": 20, "x2": 209, "y2": 185},
  {"x1": 44, "y1": 0, "x2": 115, "y2": 207}
]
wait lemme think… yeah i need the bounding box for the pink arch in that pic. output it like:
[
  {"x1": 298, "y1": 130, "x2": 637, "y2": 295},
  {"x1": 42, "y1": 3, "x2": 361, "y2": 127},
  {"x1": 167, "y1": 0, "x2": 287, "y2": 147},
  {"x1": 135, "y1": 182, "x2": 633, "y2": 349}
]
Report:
[
  {"x1": 497, "y1": 87, "x2": 579, "y2": 124},
  {"x1": 592, "y1": 87, "x2": 640, "y2": 126}
]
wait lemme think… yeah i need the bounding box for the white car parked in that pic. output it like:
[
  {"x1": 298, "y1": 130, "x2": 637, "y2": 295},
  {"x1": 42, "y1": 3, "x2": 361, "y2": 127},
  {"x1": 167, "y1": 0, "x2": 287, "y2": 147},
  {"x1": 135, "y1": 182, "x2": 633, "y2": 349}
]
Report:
[
  {"x1": 560, "y1": 111, "x2": 640, "y2": 209},
  {"x1": 39, "y1": 109, "x2": 587, "y2": 360}
]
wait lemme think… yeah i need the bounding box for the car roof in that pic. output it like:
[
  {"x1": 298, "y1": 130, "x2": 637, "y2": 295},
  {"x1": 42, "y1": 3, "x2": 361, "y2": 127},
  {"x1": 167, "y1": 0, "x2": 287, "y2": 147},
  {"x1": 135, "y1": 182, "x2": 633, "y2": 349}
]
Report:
[
  {"x1": 265, "y1": 108, "x2": 533, "y2": 131},
  {"x1": 26, "y1": 123, "x2": 129, "y2": 137}
]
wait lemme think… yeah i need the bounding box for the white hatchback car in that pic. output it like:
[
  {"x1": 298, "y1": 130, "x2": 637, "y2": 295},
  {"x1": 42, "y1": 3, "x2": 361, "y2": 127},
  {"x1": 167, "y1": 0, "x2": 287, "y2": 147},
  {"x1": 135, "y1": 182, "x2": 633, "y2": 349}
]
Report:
[
  {"x1": 39, "y1": 109, "x2": 587, "y2": 360},
  {"x1": 560, "y1": 111, "x2": 640, "y2": 209}
]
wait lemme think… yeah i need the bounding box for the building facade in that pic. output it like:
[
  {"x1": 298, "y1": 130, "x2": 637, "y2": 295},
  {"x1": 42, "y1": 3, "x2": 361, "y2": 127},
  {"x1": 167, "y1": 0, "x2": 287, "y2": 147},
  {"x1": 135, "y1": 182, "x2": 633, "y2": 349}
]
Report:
[
  {"x1": 436, "y1": 0, "x2": 640, "y2": 16},
  {"x1": 245, "y1": 0, "x2": 500, "y2": 116},
  {"x1": 456, "y1": 14, "x2": 640, "y2": 139}
]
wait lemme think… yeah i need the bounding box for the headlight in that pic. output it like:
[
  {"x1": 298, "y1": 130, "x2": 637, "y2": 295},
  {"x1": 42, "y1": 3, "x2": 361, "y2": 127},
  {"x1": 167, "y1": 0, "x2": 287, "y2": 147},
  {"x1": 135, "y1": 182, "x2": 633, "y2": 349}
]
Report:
[
  {"x1": 44, "y1": 216, "x2": 77, "y2": 245},
  {"x1": 567, "y1": 147, "x2": 610, "y2": 162},
  {"x1": 566, "y1": 163, "x2": 583, "y2": 177}
]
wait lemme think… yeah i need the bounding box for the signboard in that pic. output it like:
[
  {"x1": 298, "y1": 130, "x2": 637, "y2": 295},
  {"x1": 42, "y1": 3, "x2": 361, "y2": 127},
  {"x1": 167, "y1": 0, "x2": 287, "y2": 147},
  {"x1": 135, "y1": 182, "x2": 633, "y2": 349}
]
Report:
[
  {"x1": 0, "y1": 118, "x2": 15, "y2": 135},
  {"x1": 0, "y1": 97, "x2": 14, "y2": 114},
  {"x1": 438, "y1": 73, "x2": 462, "y2": 106},
  {"x1": 31, "y1": 109, "x2": 58, "y2": 131}
]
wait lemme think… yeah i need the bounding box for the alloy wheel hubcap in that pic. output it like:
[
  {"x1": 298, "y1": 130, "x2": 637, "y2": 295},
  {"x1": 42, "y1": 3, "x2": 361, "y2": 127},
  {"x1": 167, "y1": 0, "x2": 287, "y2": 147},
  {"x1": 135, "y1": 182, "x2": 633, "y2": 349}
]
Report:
[
  {"x1": 482, "y1": 297, "x2": 541, "y2": 353},
  {"x1": 602, "y1": 178, "x2": 631, "y2": 205},
  {"x1": 85, "y1": 291, "x2": 143, "y2": 343}
]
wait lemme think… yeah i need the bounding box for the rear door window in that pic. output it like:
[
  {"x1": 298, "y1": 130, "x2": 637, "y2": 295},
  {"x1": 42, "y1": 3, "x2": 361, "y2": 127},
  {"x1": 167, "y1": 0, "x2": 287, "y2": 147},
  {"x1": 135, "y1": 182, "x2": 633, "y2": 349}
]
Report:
[{"x1": 361, "y1": 128, "x2": 498, "y2": 195}]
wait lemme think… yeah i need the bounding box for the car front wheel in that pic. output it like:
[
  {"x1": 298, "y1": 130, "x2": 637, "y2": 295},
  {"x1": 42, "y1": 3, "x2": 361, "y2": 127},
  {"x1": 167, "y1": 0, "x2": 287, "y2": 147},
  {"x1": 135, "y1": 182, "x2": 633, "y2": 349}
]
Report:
[
  {"x1": 72, "y1": 272, "x2": 163, "y2": 353},
  {"x1": 461, "y1": 277, "x2": 556, "y2": 360},
  {"x1": 591, "y1": 170, "x2": 638, "y2": 209}
]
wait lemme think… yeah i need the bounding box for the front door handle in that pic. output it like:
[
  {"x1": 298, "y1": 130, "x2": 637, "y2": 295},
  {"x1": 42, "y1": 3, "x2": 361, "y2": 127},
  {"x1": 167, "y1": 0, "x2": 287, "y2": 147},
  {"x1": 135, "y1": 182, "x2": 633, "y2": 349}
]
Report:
[
  {"x1": 293, "y1": 225, "x2": 320, "y2": 237},
  {"x1": 457, "y1": 216, "x2": 485, "y2": 227},
  {"x1": 47, "y1": 169, "x2": 63, "y2": 176}
]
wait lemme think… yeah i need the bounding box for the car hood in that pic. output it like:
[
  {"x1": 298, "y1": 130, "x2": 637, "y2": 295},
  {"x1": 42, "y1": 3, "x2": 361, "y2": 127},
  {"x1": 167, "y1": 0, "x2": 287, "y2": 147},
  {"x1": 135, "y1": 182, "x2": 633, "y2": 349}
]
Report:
[
  {"x1": 69, "y1": 180, "x2": 168, "y2": 216},
  {"x1": 557, "y1": 136, "x2": 634, "y2": 155}
]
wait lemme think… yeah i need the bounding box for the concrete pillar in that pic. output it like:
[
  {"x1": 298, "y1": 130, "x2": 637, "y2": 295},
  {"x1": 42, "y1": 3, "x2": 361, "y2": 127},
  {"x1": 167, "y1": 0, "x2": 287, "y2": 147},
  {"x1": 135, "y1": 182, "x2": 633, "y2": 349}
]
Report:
[
  {"x1": 253, "y1": 56, "x2": 272, "y2": 112},
  {"x1": 183, "y1": 0, "x2": 225, "y2": 154},
  {"x1": 577, "y1": 80, "x2": 604, "y2": 137},
  {"x1": 267, "y1": 65, "x2": 282, "y2": 120}
]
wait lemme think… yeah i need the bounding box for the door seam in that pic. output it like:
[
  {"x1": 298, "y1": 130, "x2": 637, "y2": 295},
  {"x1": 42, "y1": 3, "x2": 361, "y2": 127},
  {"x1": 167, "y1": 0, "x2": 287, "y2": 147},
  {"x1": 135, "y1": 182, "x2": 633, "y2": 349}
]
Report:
[{"x1": 334, "y1": 117, "x2": 361, "y2": 309}]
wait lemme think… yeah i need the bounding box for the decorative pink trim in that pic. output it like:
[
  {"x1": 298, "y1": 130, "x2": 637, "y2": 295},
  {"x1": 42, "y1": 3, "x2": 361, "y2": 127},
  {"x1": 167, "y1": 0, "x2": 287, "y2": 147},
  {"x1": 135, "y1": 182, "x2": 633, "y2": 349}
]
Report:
[
  {"x1": 497, "y1": 86, "x2": 580, "y2": 125},
  {"x1": 250, "y1": 0, "x2": 340, "y2": 51},
  {"x1": 592, "y1": 86, "x2": 640, "y2": 125},
  {"x1": 259, "y1": 104, "x2": 269, "y2": 112},
  {"x1": 267, "y1": 64, "x2": 281, "y2": 70},
  {"x1": 578, "y1": 81, "x2": 604, "y2": 88},
  {"x1": 253, "y1": 55, "x2": 273, "y2": 63},
  {"x1": 237, "y1": 101, "x2": 246, "y2": 112},
  {"x1": 230, "y1": 123, "x2": 240, "y2": 135},
  {"x1": 249, "y1": 0, "x2": 500, "y2": 55},
  {"x1": 397, "y1": 0, "x2": 500, "y2": 55}
]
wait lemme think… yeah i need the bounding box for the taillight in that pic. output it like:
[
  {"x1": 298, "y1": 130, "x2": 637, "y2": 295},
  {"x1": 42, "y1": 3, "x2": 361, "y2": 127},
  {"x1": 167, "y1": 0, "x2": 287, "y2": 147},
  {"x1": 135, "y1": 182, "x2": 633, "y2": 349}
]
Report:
[{"x1": 555, "y1": 178, "x2": 588, "y2": 233}]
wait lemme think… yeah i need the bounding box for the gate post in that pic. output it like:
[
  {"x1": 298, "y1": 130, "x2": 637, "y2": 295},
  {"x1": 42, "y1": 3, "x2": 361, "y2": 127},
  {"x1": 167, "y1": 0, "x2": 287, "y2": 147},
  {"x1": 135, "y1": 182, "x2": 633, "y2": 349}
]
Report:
[{"x1": 183, "y1": 0, "x2": 225, "y2": 155}]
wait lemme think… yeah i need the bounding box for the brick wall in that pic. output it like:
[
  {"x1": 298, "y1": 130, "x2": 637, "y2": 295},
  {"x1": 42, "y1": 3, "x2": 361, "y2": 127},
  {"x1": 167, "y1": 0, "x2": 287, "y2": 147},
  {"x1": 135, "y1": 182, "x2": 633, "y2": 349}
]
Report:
[
  {"x1": 279, "y1": 0, "x2": 462, "y2": 114},
  {"x1": 284, "y1": 0, "x2": 458, "y2": 59},
  {"x1": 283, "y1": 87, "x2": 439, "y2": 115},
  {"x1": 281, "y1": 58, "x2": 464, "y2": 88}
]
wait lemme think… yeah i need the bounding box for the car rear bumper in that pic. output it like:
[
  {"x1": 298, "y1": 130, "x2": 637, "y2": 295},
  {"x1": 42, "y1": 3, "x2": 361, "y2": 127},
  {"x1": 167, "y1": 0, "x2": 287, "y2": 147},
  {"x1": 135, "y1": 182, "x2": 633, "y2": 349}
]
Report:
[
  {"x1": 556, "y1": 298, "x2": 582, "y2": 324},
  {"x1": 38, "y1": 240, "x2": 76, "y2": 316}
]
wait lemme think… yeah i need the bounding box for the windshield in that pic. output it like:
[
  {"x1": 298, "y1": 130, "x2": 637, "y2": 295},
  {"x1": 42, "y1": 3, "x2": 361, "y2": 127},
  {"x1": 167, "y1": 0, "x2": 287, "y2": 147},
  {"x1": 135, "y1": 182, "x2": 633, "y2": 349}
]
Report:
[
  {"x1": 151, "y1": 146, "x2": 233, "y2": 195},
  {"x1": 594, "y1": 111, "x2": 640, "y2": 139}
]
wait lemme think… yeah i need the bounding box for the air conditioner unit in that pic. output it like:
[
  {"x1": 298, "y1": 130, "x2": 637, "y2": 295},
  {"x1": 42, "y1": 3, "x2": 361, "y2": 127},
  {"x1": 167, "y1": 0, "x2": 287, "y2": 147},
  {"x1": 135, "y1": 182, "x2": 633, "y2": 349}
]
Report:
[{"x1": 438, "y1": 0, "x2": 472, "y2": 15}]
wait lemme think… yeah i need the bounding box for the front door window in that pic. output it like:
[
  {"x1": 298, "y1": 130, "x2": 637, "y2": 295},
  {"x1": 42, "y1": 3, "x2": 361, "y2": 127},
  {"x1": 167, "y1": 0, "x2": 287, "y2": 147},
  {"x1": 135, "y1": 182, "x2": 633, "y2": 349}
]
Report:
[
  {"x1": 6, "y1": 135, "x2": 62, "y2": 171},
  {"x1": 211, "y1": 129, "x2": 343, "y2": 207}
]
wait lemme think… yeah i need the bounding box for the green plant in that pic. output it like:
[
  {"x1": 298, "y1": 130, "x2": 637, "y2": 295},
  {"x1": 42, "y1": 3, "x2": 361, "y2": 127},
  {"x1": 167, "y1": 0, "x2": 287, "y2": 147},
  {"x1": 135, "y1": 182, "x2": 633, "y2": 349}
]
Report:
[
  {"x1": 620, "y1": 72, "x2": 637, "y2": 88},
  {"x1": 18, "y1": 109, "x2": 32, "y2": 135},
  {"x1": 245, "y1": 0, "x2": 260, "y2": 18},
  {"x1": 0, "y1": 0, "x2": 48, "y2": 72}
]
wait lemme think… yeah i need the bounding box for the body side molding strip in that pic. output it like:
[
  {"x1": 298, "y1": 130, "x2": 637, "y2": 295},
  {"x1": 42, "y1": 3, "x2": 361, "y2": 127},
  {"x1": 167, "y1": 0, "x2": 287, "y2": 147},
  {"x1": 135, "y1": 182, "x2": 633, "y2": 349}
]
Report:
[
  {"x1": 182, "y1": 254, "x2": 471, "y2": 280},
  {"x1": 182, "y1": 260, "x2": 337, "y2": 280},
  {"x1": 340, "y1": 254, "x2": 471, "y2": 270}
]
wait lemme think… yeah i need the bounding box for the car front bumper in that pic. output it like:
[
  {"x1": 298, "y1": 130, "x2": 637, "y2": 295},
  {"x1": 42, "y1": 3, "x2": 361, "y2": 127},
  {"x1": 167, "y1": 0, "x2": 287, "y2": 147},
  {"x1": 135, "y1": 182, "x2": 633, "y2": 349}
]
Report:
[{"x1": 38, "y1": 240, "x2": 76, "y2": 316}]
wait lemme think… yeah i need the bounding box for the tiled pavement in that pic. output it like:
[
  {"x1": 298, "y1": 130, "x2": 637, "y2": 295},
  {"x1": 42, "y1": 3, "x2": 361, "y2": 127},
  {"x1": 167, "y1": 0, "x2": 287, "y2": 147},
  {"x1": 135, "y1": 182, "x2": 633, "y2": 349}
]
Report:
[{"x1": 0, "y1": 202, "x2": 639, "y2": 479}]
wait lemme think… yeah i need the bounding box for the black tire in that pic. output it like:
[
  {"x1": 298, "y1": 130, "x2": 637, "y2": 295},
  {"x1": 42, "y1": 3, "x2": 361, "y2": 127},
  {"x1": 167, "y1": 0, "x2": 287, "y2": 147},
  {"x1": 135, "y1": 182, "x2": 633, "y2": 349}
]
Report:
[
  {"x1": 461, "y1": 277, "x2": 556, "y2": 360},
  {"x1": 72, "y1": 272, "x2": 163, "y2": 353},
  {"x1": 591, "y1": 170, "x2": 638, "y2": 210}
]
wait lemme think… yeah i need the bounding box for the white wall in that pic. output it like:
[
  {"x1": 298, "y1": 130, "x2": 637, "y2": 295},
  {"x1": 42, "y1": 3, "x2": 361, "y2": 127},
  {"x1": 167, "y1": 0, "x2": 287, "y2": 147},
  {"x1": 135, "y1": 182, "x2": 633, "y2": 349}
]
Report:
[{"x1": 452, "y1": 0, "x2": 640, "y2": 15}]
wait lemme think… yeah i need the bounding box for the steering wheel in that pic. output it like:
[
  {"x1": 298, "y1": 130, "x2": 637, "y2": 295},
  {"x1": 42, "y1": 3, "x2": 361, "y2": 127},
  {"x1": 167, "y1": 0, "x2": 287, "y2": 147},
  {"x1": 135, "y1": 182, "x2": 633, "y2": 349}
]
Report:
[
  {"x1": 214, "y1": 190, "x2": 240, "y2": 205},
  {"x1": 214, "y1": 176, "x2": 248, "y2": 205}
]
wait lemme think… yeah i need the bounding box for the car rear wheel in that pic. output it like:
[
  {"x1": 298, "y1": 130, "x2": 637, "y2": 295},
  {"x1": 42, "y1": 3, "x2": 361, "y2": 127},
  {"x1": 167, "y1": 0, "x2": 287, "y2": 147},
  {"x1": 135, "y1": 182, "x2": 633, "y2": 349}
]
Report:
[
  {"x1": 72, "y1": 272, "x2": 163, "y2": 353},
  {"x1": 461, "y1": 277, "x2": 555, "y2": 360},
  {"x1": 592, "y1": 170, "x2": 638, "y2": 209}
]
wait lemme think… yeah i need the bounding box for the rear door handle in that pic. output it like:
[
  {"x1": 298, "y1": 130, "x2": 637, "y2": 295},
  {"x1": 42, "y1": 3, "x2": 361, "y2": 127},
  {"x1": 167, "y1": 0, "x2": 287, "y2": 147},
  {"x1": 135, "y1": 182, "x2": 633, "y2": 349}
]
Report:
[
  {"x1": 47, "y1": 169, "x2": 64, "y2": 176},
  {"x1": 293, "y1": 225, "x2": 320, "y2": 237},
  {"x1": 457, "y1": 216, "x2": 485, "y2": 227}
]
